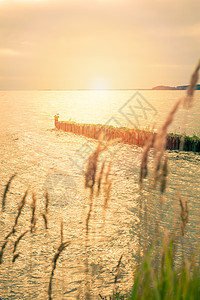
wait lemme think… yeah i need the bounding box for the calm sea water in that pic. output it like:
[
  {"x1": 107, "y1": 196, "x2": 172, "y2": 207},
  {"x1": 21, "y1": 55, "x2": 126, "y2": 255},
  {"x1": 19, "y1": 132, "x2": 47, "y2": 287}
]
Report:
[{"x1": 0, "y1": 90, "x2": 200, "y2": 299}]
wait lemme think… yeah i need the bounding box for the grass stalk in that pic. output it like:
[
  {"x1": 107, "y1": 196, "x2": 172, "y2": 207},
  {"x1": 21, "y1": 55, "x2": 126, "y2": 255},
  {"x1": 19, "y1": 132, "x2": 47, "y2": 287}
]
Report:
[
  {"x1": 2, "y1": 174, "x2": 16, "y2": 211},
  {"x1": 48, "y1": 241, "x2": 71, "y2": 300},
  {"x1": 13, "y1": 189, "x2": 28, "y2": 230},
  {"x1": 30, "y1": 192, "x2": 37, "y2": 233},
  {"x1": 13, "y1": 230, "x2": 29, "y2": 254}
]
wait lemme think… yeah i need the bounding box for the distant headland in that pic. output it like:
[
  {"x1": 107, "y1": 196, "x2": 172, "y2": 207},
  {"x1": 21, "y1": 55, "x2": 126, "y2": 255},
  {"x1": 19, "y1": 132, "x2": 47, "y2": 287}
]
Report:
[{"x1": 152, "y1": 84, "x2": 200, "y2": 90}]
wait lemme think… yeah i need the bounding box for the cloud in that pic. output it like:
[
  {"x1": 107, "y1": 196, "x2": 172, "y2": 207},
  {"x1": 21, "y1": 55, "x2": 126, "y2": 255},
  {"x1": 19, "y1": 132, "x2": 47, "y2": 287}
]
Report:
[{"x1": 0, "y1": 48, "x2": 21, "y2": 56}]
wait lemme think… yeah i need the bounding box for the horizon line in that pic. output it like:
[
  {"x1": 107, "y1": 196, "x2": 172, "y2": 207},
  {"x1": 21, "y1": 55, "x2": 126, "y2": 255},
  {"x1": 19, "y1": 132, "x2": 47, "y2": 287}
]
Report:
[
  {"x1": 1, "y1": 83, "x2": 199, "y2": 91},
  {"x1": 1, "y1": 86, "x2": 198, "y2": 92}
]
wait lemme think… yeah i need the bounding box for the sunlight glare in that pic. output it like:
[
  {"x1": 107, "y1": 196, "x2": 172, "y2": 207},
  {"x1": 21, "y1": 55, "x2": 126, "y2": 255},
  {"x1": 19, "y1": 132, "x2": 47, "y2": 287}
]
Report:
[{"x1": 91, "y1": 78, "x2": 110, "y2": 90}]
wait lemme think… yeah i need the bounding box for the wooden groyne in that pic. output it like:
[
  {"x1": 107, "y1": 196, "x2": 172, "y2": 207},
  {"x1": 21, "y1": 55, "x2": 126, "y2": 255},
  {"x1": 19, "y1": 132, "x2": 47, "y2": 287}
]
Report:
[{"x1": 54, "y1": 115, "x2": 200, "y2": 152}]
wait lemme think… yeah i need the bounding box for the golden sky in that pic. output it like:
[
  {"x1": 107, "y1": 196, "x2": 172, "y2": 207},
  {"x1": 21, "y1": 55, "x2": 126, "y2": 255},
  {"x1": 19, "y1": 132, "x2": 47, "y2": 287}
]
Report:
[{"x1": 0, "y1": 0, "x2": 199, "y2": 89}]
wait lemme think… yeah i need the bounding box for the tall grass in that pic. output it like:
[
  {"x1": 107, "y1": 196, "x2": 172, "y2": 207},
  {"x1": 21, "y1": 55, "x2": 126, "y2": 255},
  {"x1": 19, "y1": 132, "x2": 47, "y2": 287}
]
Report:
[
  {"x1": 0, "y1": 61, "x2": 199, "y2": 299},
  {"x1": 111, "y1": 60, "x2": 200, "y2": 299},
  {"x1": 128, "y1": 240, "x2": 200, "y2": 300}
]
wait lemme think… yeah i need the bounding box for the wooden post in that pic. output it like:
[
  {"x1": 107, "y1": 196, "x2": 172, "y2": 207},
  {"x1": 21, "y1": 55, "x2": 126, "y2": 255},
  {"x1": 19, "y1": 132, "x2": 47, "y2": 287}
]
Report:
[{"x1": 54, "y1": 114, "x2": 59, "y2": 129}]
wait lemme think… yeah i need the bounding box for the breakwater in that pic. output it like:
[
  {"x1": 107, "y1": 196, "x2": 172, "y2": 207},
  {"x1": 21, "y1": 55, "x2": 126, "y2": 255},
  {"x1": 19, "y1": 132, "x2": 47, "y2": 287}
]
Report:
[{"x1": 54, "y1": 115, "x2": 200, "y2": 152}]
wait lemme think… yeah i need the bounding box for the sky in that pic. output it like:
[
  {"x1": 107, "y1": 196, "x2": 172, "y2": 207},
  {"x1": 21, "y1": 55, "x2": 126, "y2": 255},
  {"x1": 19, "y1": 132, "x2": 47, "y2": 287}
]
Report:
[{"x1": 0, "y1": 0, "x2": 199, "y2": 90}]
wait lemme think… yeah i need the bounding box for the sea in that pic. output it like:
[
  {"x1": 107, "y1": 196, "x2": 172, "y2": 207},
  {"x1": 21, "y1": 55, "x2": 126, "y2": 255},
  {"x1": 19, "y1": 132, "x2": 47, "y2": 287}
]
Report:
[{"x1": 0, "y1": 90, "x2": 200, "y2": 299}]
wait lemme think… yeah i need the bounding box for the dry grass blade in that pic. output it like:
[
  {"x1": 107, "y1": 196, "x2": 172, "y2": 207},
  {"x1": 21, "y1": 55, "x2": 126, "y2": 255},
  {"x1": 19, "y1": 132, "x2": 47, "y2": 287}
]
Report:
[
  {"x1": 184, "y1": 60, "x2": 200, "y2": 107},
  {"x1": 114, "y1": 254, "x2": 123, "y2": 284},
  {"x1": 2, "y1": 174, "x2": 16, "y2": 211},
  {"x1": 13, "y1": 189, "x2": 28, "y2": 229},
  {"x1": 30, "y1": 192, "x2": 37, "y2": 233},
  {"x1": 60, "y1": 218, "x2": 63, "y2": 243},
  {"x1": 85, "y1": 135, "x2": 117, "y2": 191},
  {"x1": 104, "y1": 179, "x2": 112, "y2": 210},
  {"x1": 45, "y1": 190, "x2": 49, "y2": 214},
  {"x1": 5, "y1": 229, "x2": 14, "y2": 240},
  {"x1": 179, "y1": 195, "x2": 189, "y2": 236},
  {"x1": 42, "y1": 213, "x2": 48, "y2": 230},
  {"x1": 86, "y1": 190, "x2": 94, "y2": 235},
  {"x1": 85, "y1": 190, "x2": 94, "y2": 300},
  {"x1": 42, "y1": 190, "x2": 49, "y2": 229},
  {"x1": 0, "y1": 240, "x2": 8, "y2": 264},
  {"x1": 12, "y1": 253, "x2": 20, "y2": 263},
  {"x1": 57, "y1": 241, "x2": 70, "y2": 253},
  {"x1": 48, "y1": 271, "x2": 54, "y2": 300},
  {"x1": 0, "y1": 218, "x2": 19, "y2": 264},
  {"x1": 103, "y1": 159, "x2": 113, "y2": 212},
  {"x1": 154, "y1": 61, "x2": 200, "y2": 182},
  {"x1": 0, "y1": 194, "x2": 28, "y2": 264},
  {"x1": 139, "y1": 61, "x2": 200, "y2": 190},
  {"x1": 99, "y1": 295, "x2": 112, "y2": 300},
  {"x1": 48, "y1": 240, "x2": 71, "y2": 300},
  {"x1": 0, "y1": 189, "x2": 29, "y2": 264},
  {"x1": 13, "y1": 230, "x2": 29, "y2": 253},
  {"x1": 151, "y1": 61, "x2": 200, "y2": 189},
  {"x1": 84, "y1": 140, "x2": 115, "y2": 299},
  {"x1": 97, "y1": 159, "x2": 106, "y2": 196},
  {"x1": 105, "y1": 161, "x2": 112, "y2": 185},
  {"x1": 101, "y1": 160, "x2": 113, "y2": 233},
  {"x1": 153, "y1": 98, "x2": 182, "y2": 186},
  {"x1": 160, "y1": 155, "x2": 168, "y2": 194},
  {"x1": 140, "y1": 132, "x2": 155, "y2": 187}
]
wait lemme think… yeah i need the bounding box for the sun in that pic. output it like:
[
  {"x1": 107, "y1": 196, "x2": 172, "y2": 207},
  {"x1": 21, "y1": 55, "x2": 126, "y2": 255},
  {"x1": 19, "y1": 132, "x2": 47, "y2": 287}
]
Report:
[{"x1": 90, "y1": 77, "x2": 110, "y2": 90}]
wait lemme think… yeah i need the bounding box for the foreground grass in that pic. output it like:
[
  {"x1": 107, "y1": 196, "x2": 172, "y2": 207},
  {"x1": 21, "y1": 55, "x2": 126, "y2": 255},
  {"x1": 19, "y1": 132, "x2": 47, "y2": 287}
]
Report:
[{"x1": 112, "y1": 241, "x2": 200, "y2": 300}]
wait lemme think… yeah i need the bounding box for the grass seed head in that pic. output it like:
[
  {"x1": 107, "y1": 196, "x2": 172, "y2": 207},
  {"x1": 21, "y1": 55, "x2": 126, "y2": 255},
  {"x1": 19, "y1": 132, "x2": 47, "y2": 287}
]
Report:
[{"x1": 85, "y1": 145, "x2": 101, "y2": 189}]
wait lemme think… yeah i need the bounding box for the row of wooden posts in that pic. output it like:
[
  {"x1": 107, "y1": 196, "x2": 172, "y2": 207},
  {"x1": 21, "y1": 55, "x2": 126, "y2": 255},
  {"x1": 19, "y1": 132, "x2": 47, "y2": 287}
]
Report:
[{"x1": 54, "y1": 115, "x2": 200, "y2": 152}]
